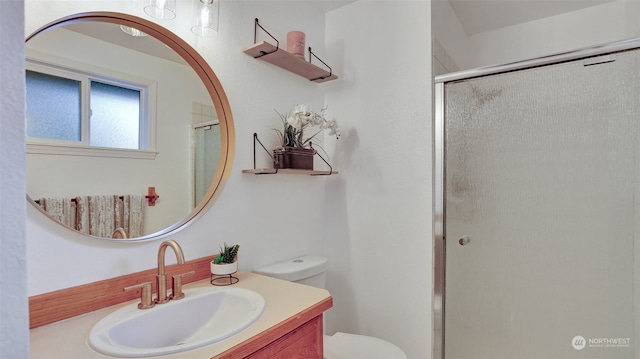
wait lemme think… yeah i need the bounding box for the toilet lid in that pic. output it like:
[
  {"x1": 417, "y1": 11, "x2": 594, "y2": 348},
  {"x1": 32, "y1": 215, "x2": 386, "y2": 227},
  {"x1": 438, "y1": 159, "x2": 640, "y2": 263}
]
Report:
[{"x1": 324, "y1": 332, "x2": 407, "y2": 359}]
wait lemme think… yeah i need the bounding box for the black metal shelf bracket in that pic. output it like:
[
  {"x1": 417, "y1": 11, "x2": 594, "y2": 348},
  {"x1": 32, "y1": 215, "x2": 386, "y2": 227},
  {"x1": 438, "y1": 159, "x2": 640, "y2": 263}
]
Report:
[
  {"x1": 252, "y1": 133, "x2": 334, "y2": 175},
  {"x1": 253, "y1": 132, "x2": 278, "y2": 174},
  {"x1": 311, "y1": 147, "x2": 334, "y2": 176},
  {"x1": 253, "y1": 18, "x2": 279, "y2": 58},
  {"x1": 308, "y1": 47, "x2": 333, "y2": 82}
]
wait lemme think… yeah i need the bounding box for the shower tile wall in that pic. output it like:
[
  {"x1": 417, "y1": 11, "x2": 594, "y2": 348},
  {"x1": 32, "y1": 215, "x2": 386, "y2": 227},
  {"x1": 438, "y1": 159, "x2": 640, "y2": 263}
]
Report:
[{"x1": 192, "y1": 102, "x2": 215, "y2": 124}]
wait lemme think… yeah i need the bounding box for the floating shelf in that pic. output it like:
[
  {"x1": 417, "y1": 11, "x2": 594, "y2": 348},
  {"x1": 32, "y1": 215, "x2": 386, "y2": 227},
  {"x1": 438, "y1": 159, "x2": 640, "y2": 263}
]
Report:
[
  {"x1": 242, "y1": 168, "x2": 338, "y2": 176},
  {"x1": 243, "y1": 42, "x2": 338, "y2": 83},
  {"x1": 244, "y1": 133, "x2": 338, "y2": 176},
  {"x1": 243, "y1": 18, "x2": 338, "y2": 83}
]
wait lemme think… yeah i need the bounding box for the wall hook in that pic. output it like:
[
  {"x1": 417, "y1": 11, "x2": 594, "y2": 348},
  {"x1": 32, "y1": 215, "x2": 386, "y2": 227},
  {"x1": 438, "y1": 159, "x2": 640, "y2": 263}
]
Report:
[{"x1": 146, "y1": 187, "x2": 159, "y2": 206}]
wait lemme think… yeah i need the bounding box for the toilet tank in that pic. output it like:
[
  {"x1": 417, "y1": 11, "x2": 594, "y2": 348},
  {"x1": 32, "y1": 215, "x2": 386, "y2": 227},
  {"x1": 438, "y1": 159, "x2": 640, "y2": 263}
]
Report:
[{"x1": 254, "y1": 255, "x2": 328, "y2": 288}]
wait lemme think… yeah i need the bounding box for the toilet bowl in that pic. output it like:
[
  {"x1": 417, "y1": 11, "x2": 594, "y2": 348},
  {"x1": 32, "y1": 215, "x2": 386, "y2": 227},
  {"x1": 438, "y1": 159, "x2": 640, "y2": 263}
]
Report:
[{"x1": 254, "y1": 255, "x2": 407, "y2": 359}]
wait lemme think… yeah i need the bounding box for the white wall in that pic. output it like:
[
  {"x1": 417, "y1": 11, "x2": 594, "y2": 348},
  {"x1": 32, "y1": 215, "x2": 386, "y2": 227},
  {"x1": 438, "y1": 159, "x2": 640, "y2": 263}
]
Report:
[
  {"x1": 431, "y1": 0, "x2": 467, "y2": 73},
  {"x1": 465, "y1": 0, "x2": 640, "y2": 69},
  {"x1": 324, "y1": 2, "x2": 433, "y2": 358},
  {"x1": 0, "y1": 0, "x2": 29, "y2": 356},
  {"x1": 432, "y1": 0, "x2": 640, "y2": 73}
]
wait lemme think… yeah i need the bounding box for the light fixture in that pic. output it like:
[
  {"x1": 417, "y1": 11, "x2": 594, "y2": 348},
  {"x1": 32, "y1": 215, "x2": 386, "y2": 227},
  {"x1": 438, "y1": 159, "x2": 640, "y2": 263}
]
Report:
[
  {"x1": 144, "y1": 0, "x2": 177, "y2": 20},
  {"x1": 191, "y1": 0, "x2": 219, "y2": 37},
  {"x1": 120, "y1": 25, "x2": 149, "y2": 37}
]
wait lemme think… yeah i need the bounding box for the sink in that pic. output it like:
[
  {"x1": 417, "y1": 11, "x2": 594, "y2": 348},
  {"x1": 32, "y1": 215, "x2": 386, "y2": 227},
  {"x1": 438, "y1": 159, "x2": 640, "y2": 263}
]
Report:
[{"x1": 88, "y1": 286, "x2": 265, "y2": 357}]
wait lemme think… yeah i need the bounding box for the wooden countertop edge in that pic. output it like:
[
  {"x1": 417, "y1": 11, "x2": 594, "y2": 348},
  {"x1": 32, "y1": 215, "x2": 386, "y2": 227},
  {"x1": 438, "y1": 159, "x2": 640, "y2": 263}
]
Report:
[
  {"x1": 213, "y1": 295, "x2": 333, "y2": 359},
  {"x1": 29, "y1": 256, "x2": 213, "y2": 329}
]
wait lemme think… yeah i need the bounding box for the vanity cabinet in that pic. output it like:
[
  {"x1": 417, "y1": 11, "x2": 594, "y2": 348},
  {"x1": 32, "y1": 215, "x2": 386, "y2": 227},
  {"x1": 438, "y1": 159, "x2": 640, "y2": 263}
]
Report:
[{"x1": 243, "y1": 315, "x2": 323, "y2": 359}]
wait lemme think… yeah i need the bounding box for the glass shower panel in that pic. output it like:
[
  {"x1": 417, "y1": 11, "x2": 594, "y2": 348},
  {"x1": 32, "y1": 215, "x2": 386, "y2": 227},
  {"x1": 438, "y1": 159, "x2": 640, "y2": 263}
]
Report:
[
  {"x1": 444, "y1": 51, "x2": 638, "y2": 358},
  {"x1": 193, "y1": 124, "x2": 220, "y2": 207}
]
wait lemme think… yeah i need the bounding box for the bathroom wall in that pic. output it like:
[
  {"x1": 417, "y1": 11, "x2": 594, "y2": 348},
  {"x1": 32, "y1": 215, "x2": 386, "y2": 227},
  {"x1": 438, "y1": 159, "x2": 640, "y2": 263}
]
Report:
[
  {"x1": 432, "y1": 0, "x2": 640, "y2": 76},
  {"x1": 23, "y1": 1, "x2": 434, "y2": 358},
  {"x1": 464, "y1": 0, "x2": 640, "y2": 69},
  {"x1": 324, "y1": 2, "x2": 433, "y2": 358},
  {"x1": 1, "y1": 0, "x2": 29, "y2": 356},
  {"x1": 431, "y1": 0, "x2": 467, "y2": 73}
]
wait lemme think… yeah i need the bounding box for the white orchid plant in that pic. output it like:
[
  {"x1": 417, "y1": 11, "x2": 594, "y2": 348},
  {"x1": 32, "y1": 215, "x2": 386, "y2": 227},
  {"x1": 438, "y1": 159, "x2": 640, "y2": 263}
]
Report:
[{"x1": 274, "y1": 104, "x2": 340, "y2": 149}]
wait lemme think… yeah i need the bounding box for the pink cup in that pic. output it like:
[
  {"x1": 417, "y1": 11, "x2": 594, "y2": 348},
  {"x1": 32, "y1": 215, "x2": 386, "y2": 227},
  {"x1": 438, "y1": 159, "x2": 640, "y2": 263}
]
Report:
[{"x1": 287, "y1": 31, "x2": 306, "y2": 58}]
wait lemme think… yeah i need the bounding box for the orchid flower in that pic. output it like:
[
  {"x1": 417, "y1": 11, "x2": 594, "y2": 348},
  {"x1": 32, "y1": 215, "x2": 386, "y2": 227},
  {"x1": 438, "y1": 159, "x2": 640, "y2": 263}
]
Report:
[{"x1": 274, "y1": 104, "x2": 339, "y2": 148}]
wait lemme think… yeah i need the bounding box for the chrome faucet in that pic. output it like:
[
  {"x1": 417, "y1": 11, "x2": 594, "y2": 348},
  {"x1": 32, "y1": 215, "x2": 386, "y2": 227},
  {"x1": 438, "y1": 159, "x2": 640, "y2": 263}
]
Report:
[{"x1": 156, "y1": 239, "x2": 185, "y2": 304}]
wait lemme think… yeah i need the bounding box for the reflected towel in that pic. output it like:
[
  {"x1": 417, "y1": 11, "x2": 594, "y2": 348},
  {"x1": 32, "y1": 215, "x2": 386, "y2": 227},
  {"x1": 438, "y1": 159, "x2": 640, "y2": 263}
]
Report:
[
  {"x1": 75, "y1": 195, "x2": 117, "y2": 237},
  {"x1": 114, "y1": 195, "x2": 144, "y2": 238},
  {"x1": 75, "y1": 196, "x2": 88, "y2": 234},
  {"x1": 89, "y1": 195, "x2": 116, "y2": 238},
  {"x1": 124, "y1": 195, "x2": 144, "y2": 238},
  {"x1": 38, "y1": 197, "x2": 73, "y2": 227}
]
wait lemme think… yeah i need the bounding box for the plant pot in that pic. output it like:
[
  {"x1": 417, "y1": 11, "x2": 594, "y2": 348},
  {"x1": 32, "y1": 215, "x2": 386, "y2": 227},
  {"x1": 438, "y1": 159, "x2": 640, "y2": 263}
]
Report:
[
  {"x1": 273, "y1": 147, "x2": 316, "y2": 170},
  {"x1": 210, "y1": 260, "x2": 238, "y2": 276}
]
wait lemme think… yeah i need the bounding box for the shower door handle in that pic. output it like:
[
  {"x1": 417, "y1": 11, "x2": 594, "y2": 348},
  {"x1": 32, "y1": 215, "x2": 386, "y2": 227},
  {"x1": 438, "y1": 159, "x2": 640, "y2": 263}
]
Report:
[{"x1": 458, "y1": 236, "x2": 470, "y2": 246}]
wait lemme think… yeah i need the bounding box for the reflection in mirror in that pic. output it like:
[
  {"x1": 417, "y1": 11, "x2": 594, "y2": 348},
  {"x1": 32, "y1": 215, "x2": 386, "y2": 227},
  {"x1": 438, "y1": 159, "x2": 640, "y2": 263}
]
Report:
[
  {"x1": 25, "y1": 14, "x2": 233, "y2": 241},
  {"x1": 193, "y1": 120, "x2": 221, "y2": 206}
]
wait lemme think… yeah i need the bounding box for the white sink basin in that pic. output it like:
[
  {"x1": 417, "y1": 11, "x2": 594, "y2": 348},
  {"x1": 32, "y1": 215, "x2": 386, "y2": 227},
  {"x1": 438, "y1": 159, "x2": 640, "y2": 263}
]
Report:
[{"x1": 88, "y1": 286, "x2": 265, "y2": 357}]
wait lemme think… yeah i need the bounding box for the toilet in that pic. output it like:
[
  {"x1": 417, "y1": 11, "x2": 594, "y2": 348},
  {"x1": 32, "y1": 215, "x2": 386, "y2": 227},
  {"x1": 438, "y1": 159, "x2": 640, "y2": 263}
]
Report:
[{"x1": 255, "y1": 255, "x2": 407, "y2": 359}]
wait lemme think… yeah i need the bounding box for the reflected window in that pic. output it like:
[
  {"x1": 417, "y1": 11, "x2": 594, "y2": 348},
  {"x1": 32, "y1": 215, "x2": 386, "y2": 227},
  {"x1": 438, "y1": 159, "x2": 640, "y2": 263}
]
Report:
[
  {"x1": 25, "y1": 63, "x2": 149, "y2": 151},
  {"x1": 90, "y1": 81, "x2": 140, "y2": 149},
  {"x1": 26, "y1": 70, "x2": 81, "y2": 141}
]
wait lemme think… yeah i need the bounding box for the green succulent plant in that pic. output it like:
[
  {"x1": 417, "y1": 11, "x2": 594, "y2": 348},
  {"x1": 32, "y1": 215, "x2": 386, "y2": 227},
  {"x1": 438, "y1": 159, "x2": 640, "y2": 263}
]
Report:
[{"x1": 213, "y1": 243, "x2": 239, "y2": 264}]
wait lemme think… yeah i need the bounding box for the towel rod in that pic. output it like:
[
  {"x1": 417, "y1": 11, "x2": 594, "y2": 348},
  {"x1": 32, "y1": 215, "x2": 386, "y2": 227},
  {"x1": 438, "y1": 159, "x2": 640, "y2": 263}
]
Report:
[{"x1": 34, "y1": 190, "x2": 160, "y2": 207}]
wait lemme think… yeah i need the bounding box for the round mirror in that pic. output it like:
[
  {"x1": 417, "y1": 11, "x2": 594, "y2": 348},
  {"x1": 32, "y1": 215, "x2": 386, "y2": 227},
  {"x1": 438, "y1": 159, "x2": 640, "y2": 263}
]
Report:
[{"x1": 25, "y1": 12, "x2": 234, "y2": 241}]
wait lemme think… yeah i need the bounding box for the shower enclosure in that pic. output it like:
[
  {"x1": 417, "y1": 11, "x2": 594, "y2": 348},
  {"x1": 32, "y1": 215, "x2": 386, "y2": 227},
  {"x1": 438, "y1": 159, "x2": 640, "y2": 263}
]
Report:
[{"x1": 434, "y1": 40, "x2": 640, "y2": 358}]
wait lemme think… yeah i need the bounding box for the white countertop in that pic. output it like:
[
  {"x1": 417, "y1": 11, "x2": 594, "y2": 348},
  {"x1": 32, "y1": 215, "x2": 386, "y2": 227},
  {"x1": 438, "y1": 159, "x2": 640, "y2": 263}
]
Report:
[{"x1": 30, "y1": 271, "x2": 331, "y2": 358}]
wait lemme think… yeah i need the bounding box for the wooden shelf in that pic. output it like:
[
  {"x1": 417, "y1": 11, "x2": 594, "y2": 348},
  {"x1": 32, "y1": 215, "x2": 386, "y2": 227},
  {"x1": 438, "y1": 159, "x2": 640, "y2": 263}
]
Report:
[
  {"x1": 243, "y1": 41, "x2": 338, "y2": 83},
  {"x1": 242, "y1": 168, "x2": 338, "y2": 175},
  {"x1": 246, "y1": 134, "x2": 338, "y2": 176}
]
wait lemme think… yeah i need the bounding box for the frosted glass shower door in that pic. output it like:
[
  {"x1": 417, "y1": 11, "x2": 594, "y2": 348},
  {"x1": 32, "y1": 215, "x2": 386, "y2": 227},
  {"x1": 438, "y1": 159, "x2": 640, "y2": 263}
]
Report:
[{"x1": 443, "y1": 52, "x2": 639, "y2": 358}]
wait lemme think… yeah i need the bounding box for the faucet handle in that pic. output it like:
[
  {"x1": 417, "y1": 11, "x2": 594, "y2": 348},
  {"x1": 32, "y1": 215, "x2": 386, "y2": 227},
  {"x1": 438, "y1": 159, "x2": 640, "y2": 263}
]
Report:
[
  {"x1": 124, "y1": 282, "x2": 155, "y2": 309},
  {"x1": 171, "y1": 270, "x2": 195, "y2": 300}
]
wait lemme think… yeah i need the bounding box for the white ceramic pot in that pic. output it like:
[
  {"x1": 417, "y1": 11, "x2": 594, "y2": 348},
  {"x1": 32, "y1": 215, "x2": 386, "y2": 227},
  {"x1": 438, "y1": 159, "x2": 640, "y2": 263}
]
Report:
[{"x1": 210, "y1": 261, "x2": 238, "y2": 276}]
